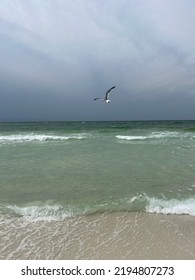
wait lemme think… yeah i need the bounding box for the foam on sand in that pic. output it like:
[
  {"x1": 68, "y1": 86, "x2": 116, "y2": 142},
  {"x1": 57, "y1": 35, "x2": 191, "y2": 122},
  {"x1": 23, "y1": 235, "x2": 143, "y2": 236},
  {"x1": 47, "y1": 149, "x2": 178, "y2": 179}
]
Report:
[{"x1": 0, "y1": 211, "x2": 194, "y2": 259}]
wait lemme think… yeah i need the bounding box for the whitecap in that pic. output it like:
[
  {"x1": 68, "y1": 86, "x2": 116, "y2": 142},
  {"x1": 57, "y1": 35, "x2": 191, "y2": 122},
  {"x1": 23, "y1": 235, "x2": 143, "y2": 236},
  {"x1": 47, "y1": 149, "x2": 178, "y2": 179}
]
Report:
[
  {"x1": 116, "y1": 135, "x2": 148, "y2": 140},
  {"x1": 3, "y1": 204, "x2": 73, "y2": 222},
  {"x1": 0, "y1": 133, "x2": 88, "y2": 144},
  {"x1": 146, "y1": 197, "x2": 195, "y2": 216},
  {"x1": 116, "y1": 131, "x2": 184, "y2": 141}
]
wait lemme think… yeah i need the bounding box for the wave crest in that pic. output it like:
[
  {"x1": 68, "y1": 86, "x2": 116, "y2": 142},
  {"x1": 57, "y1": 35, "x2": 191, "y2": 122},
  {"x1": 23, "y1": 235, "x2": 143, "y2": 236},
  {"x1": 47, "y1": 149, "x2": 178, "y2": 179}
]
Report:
[
  {"x1": 0, "y1": 133, "x2": 88, "y2": 143},
  {"x1": 116, "y1": 135, "x2": 147, "y2": 140},
  {"x1": 116, "y1": 131, "x2": 188, "y2": 141},
  {"x1": 146, "y1": 197, "x2": 195, "y2": 216},
  {"x1": 1, "y1": 195, "x2": 195, "y2": 222},
  {"x1": 2, "y1": 204, "x2": 73, "y2": 221}
]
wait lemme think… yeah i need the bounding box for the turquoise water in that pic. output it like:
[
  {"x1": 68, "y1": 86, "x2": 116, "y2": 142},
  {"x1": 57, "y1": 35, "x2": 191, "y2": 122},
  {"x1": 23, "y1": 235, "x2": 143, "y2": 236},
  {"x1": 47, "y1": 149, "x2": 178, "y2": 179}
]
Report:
[{"x1": 0, "y1": 121, "x2": 195, "y2": 219}]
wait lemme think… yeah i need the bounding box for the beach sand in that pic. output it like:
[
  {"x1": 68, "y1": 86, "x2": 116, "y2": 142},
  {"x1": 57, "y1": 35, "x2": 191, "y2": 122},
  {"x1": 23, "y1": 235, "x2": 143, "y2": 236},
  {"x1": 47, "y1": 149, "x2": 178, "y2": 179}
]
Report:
[{"x1": 0, "y1": 212, "x2": 194, "y2": 259}]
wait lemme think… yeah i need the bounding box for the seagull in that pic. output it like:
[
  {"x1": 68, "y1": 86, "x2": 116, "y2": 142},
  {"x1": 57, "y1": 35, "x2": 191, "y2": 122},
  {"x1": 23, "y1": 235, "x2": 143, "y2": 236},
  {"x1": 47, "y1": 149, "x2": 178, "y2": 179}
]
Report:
[{"x1": 94, "y1": 86, "x2": 116, "y2": 103}]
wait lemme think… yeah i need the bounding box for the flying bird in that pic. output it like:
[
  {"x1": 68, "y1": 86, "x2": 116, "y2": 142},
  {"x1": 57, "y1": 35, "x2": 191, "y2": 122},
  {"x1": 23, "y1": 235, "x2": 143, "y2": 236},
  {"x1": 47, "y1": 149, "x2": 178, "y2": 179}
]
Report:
[{"x1": 94, "y1": 86, "x2": 116, "y2": 103}]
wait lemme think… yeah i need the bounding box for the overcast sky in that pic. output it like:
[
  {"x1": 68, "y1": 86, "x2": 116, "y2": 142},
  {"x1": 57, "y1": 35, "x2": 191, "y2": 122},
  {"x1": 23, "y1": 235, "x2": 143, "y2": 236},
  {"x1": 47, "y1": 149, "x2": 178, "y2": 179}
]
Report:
[{"x1": 0, "y1": 0, "x2": 195, "y2": 121}]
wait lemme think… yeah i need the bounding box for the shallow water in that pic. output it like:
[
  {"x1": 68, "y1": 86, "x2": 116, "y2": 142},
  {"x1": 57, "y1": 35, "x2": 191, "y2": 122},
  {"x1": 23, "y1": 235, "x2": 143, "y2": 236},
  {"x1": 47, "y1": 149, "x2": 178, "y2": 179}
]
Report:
[{"x1": 0, "y1": 212, "x2": 194, "y2": 259}]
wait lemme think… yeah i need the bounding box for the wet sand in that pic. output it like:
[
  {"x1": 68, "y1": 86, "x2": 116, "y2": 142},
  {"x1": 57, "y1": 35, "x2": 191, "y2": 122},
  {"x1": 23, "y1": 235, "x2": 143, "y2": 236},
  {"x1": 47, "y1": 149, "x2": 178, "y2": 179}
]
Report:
[{"x1": 0, "y1": 212, "x2": 194, "y2": 259}]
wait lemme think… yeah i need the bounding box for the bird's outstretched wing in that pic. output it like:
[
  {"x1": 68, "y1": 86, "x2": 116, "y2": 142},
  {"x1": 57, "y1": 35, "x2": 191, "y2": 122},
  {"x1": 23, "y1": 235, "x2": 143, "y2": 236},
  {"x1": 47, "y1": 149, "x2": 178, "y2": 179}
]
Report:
[
  {"x1": 94, "y1": 98, "x2": 103, "y2": 101},
  {"x1": 105, "y1": 86, "x2": 116, "y2": 99}
]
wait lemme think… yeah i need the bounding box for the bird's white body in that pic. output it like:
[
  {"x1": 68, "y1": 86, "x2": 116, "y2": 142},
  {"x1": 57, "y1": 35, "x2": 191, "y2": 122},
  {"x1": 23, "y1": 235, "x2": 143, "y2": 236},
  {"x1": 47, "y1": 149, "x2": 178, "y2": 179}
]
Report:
[{"x1": 94, "y1": 86, "x2": 116, "y2": 104}]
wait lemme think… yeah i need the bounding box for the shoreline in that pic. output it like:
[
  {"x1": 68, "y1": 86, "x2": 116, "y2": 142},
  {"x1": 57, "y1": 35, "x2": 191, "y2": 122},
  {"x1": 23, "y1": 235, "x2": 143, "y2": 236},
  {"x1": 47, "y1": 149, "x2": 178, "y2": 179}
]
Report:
[{"x1": 0, "y1": 211, "x2": 194, "y2": 260}]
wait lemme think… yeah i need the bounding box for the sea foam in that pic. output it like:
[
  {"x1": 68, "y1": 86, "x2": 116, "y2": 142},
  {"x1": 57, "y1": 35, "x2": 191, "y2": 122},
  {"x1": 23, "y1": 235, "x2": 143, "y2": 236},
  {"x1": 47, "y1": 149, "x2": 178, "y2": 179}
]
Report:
[
  {"x1": 116, "y1": 131, "x2": 184, "y2": 141},
  {"x1": 1, "y1": 195, "x2": 195, "y2": 222},
  {"x1": 126, "y1": 194, "x2": 195, "y2": 216},
  {"x1": 146, "y1": 197, "x2": 195, "y2": 216},
  {"x1": 116, "y1": 135, "x2": 148, "y2": 140},
  {"x1": 2, "y1": 204, "x2": 74, "y2": 222},
  {"x1": 0, "y1": 133, "x2": 88, "y2": 144}
]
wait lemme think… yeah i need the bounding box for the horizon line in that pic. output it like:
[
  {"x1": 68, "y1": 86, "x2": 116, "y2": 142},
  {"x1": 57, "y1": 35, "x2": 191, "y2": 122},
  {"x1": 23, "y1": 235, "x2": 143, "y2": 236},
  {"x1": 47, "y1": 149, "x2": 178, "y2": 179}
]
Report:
[{"x1": 0, "y1": 119, "x2": 195, "y2": 123}]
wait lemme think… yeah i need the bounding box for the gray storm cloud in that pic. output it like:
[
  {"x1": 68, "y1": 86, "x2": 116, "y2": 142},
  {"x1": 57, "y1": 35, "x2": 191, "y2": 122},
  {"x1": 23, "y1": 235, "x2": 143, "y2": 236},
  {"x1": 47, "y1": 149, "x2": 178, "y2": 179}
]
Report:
[{"x1": 0, "y1": 0, "x2": 195, "y2": 121}]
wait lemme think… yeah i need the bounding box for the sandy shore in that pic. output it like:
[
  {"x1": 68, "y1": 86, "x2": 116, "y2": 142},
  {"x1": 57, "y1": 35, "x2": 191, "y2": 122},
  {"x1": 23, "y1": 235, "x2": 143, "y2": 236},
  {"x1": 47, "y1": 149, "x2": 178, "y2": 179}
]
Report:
[{"x1": 0, "y1": 212, "x2": 194, "y2": 259}]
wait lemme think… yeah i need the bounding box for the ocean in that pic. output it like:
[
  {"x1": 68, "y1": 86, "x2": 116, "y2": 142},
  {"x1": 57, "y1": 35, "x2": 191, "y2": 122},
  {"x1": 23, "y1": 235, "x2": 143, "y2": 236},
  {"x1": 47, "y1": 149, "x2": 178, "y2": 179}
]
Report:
[{"x1": 0, "y1": 121, "x2": 195, "y2": 259}]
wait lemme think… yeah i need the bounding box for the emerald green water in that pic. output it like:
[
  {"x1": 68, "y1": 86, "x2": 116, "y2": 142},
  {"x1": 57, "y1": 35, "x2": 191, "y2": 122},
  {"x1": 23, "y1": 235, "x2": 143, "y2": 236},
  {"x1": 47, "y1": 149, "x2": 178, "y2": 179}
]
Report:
[{"x1": 0, "y1": 121, "x2": 195, "y2": 217}]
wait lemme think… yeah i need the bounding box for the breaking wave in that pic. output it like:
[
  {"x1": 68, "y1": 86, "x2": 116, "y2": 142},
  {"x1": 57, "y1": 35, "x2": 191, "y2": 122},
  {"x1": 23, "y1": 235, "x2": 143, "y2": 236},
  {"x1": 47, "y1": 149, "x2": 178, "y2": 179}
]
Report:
[
  {"x1": 1, "y1": 195, "x2": 195, "y2": 222},
  {"x1": 0, "y1": 203, "x2": 74, "y2": 222},
  {"x1": 128, "y1": 194, "x2": 195, "y2": 216},
  {"x1": 116, "y1": 135, "x2": 148, "y2": 140},
  {"x1": 145, "y1": 196, "x2": 195, "y2": 216},
  {"x1": 115, "y1": 131, "x2": 193, "y2": 141},
  {"x1": 0, "y1": 133, "x2": 89, "y2": 144}
]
